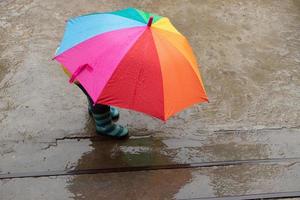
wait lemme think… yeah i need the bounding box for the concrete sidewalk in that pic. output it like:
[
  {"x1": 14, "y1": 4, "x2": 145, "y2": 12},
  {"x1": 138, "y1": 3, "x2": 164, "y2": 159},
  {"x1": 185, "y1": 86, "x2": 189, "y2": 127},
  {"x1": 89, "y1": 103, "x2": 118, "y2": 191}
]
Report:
[{"x1": 1, "y1": 0, "x2": 300, "y2": 199}]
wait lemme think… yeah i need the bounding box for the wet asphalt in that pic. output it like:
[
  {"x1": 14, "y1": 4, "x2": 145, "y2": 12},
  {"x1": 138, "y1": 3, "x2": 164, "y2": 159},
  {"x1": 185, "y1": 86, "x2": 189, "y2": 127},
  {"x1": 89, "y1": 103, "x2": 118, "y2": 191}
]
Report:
[{"x1": 0, "y1": 0, "x2": 300, "y2": 199}]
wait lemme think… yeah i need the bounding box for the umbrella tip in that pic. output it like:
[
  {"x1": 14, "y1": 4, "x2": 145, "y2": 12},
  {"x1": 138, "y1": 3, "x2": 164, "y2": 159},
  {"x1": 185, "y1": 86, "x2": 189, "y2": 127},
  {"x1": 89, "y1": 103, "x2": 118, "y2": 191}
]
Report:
[{"x1": 147, "y1": 16, "x2": 154, "y2": 27}]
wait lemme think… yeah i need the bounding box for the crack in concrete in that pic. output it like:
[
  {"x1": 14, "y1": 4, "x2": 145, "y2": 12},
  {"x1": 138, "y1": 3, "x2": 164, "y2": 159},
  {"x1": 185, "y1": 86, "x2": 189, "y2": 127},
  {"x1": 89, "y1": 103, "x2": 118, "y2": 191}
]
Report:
[{"x1": 213, "y1": 126, "x2": 300, "y2": 134}]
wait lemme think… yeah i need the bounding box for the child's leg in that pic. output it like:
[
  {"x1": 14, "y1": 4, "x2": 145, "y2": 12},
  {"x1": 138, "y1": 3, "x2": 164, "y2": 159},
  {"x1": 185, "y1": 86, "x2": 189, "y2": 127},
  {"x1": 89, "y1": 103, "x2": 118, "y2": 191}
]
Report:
[
  {"x1": 88, "y1": 98, "x2": 110, "y2": 113},
  {"x1": 75, "y1": 82, "x2": 110, "y2": 112},
  {"x1": 75, "y1": 83, "x2": 128, "y2": 138},
  {"x1": 76, "y1": 83, "x2": 119, "y2": 120}
]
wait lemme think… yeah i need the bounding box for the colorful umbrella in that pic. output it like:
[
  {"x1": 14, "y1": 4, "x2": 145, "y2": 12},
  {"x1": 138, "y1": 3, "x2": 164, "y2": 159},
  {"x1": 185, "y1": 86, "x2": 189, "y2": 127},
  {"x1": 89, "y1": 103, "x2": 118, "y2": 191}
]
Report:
[{"x1": 54, "y1": 8, "x2": 208, "y2": 121}]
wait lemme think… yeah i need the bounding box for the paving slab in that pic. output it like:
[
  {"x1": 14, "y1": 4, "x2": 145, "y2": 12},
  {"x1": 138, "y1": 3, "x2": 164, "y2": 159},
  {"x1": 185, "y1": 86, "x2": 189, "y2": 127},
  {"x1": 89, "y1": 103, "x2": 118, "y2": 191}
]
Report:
[
  {"x1": 1, "y1": 128, "x2": 300, "y2": 176},
  {"x1": 1, "y1": 162, "x2": 300, "y2": 200}
]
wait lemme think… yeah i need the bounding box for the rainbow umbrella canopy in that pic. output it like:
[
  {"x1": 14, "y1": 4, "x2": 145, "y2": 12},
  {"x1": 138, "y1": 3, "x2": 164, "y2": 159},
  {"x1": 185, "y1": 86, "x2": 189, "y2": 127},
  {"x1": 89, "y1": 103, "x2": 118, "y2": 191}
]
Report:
[{"x1": 54, "y1": 8, "x2": 208, "y2": 121}]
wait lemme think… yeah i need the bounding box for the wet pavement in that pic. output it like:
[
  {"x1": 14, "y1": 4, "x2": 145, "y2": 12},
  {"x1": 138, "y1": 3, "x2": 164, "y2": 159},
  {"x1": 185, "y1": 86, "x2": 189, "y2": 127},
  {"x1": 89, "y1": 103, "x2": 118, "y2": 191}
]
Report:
[
  {"x1": 2, "y1": 163, "x2": 300, "y2": 200},
  {"x1": 1, "y1": 128, "x2": 300, "y2": 175},
  {"x1": 1, "y1": 0, "x2": 300, "y2": 199}
]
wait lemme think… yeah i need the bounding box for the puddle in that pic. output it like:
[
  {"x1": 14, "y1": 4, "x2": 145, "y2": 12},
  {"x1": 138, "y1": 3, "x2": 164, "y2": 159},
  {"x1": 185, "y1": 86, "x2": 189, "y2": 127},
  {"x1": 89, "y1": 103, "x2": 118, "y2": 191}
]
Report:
[{"x1": 0, "y1": 0, "x2": 300, "y2": 199}]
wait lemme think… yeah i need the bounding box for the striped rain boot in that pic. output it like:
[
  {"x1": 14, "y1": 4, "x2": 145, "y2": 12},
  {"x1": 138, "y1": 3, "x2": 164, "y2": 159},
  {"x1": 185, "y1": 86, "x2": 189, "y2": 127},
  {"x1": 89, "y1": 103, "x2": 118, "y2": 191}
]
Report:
[
  {"x1": 88, "y1": 100, "x2": 119, "y2": 121},
  {"x1": 92, "y1": 110, "x2": 129, "y2": 139}
]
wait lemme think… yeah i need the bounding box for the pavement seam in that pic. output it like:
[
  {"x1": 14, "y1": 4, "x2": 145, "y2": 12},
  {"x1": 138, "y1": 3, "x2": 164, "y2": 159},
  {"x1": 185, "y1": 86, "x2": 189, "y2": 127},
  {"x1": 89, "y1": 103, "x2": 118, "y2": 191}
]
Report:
[
  {"x1": 1, "y1": 157, "x2": 299, "y2": 180},
  {"x1": 179, "y1": 191, "x2": 300, "y2": 200}
]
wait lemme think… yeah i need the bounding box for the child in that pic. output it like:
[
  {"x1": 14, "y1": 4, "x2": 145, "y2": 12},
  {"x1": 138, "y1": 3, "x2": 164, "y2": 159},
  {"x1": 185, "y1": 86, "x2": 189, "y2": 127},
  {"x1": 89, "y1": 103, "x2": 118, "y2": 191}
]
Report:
[{"x1": 76, "y1": 83, "x2": 129, "y2": 139}]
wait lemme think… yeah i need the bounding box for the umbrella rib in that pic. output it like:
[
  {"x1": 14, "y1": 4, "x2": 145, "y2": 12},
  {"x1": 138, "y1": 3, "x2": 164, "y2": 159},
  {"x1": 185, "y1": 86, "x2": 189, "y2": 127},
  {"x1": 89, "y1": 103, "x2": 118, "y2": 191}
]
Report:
[
  {"x1": 153, "y1": 26, "x2": 185, "y2": 38},
  {"x1": 149, "y1": 29, "x2": 166, "y2": 121},
  {"x1": 55, "y1": 13, "x2": 146, "y2": 56},
  {"x1": 95, "y1": 28, "x2": 148, "y2": 105},
  {"x1": 70, "y1": 10, "x2": 147, "y2": 25},
  {"x1": 152, "y1": 28, "x2": 207, "y2": 93},
  {"x1": 130, "y1": 65, "x2": 143, "y2": 109},
  {"x1": 151, "y1": 30, "x2": 209, "y2": 118},
  {"x1": 109, "y1": 12, "x2": 147, "y2": 24},
  {"x1": 97, "y1": 29, "x2": 146, "y2": 103},
  {"x1": 54, "y1": 26, "x2": 145, "y2": 59}
]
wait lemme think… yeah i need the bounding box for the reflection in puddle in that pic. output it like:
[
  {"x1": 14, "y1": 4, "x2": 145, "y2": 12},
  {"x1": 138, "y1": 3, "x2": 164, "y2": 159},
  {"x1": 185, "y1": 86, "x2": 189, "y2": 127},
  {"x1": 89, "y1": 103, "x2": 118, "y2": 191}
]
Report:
[
  {"x1": 172, "y1": 133, "x2": 273, "y2": 198},
  {"x1": 64, "y1": 127, "x2": 282, "y2": 199},
  {"x1": 174, "y1": 164, "x2": 289, "y2": 199},
  {"x1": 175, "y1": 174, "x2": 214, "y2": 199},
  {"x1": 62, "y1": 127, "x2": 300, "y2": 199},
  {"x1": 66, "y1": 137, "x2": 192, "y2": 199},
  {"x1": 162, "y1": 132, "x2": 270, "y2": 163}
]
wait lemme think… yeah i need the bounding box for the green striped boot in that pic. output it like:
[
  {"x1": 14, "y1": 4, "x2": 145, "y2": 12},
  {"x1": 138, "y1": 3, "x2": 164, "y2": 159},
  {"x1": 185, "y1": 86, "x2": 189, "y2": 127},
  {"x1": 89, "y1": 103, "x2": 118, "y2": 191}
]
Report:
[
  {"x1": 88, "y1": 101, "x2": 119, "y2": 122},
  {"x1": 92, "y1": 110, "x2": 129, "y2": 139}
]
